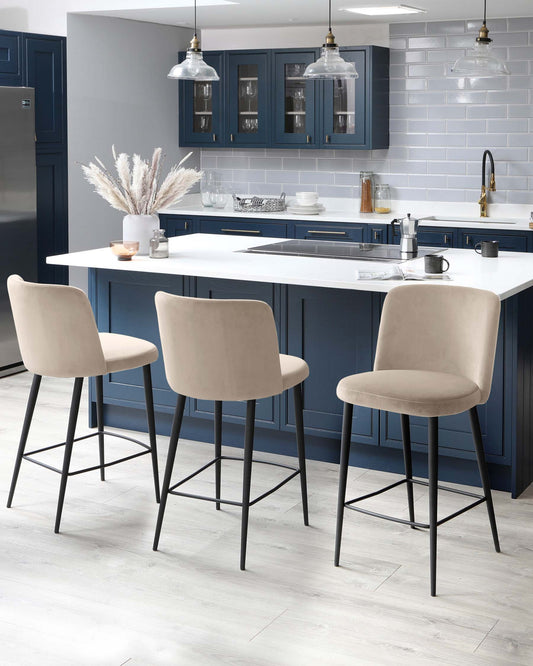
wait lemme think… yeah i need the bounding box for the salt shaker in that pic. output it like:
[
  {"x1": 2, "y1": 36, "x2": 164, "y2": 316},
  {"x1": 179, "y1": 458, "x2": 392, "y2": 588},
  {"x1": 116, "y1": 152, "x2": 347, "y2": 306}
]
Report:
[{"x1": 149, "y1": 229, "x2": 169, "y2": 259}]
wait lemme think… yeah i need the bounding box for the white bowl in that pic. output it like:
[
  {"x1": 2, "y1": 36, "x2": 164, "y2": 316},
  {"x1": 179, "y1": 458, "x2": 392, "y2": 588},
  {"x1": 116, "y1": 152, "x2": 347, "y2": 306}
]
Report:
[{"x1": 295, "y1": 191, "x2": 319, "y2": 206}]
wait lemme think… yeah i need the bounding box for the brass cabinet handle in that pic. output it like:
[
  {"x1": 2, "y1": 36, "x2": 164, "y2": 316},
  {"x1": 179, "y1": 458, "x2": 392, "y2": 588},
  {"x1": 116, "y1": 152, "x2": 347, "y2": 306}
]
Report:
[
  {"x1": 185, "y1": 221, "x2": 189, "y2": 230},
  {"x1": 221, "y1": 228, "x2": 261, "y2": 234},
  {"x1": 325, "y1": 135, "x2": 330, "y2": 143},
  {"x1": 230, "y1": 133, "x2": 234, "y2": 142},
  {"x1": 373, "y1": 230, "x2": 380, "y2": 240},
  {"x1": 444, "y1": 234, "x2": 449, "y2": 244},
  {"x1": 465, "y1": 235, "x2": 471, "y2": 245},
  {"x1": 306, "y1": 135, "x2": 311, "y2": 144},
  {"x1": 308, "y1": 230, "x2": 347, "y2": 236},
  {"x1": 212, "y1": 133, "x2": 217, "y2": 142}
]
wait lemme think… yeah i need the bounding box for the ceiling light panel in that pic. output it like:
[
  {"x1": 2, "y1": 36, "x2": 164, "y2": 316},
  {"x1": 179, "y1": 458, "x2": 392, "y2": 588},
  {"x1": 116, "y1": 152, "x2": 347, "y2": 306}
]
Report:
[{"x1": 343, "y1": 5, "x2": 426, "y2": 15}]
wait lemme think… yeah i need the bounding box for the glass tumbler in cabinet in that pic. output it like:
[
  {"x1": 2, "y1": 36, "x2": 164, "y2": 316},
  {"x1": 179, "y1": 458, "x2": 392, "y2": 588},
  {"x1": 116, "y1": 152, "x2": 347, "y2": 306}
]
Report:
[{"x1": 193, "y1": 81, "x2": 213, "y2": 134}]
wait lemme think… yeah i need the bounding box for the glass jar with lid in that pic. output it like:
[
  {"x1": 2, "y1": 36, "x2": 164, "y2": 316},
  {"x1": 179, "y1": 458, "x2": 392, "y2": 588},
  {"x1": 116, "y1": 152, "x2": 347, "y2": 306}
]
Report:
[
  {"x1": 374, "y1": 184, "x2": 391, "y2": 214},
  {"x1": 360, "y1": 171, "x2": 374, "y2": 213}
]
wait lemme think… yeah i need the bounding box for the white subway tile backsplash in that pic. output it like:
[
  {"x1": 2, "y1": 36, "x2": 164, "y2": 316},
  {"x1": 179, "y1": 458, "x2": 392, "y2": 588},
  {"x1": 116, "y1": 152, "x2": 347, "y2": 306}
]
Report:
[
  {"x1": 200, "y1": 17, "x2": 533, "y2": 204},
  {"x1": 427, "y1": 21, "x2": 465, "y2": 35},
  {"x1": 408, "y1": 37, "x2": 446, "y2": 50},
  {"x1": 405, "y1": 51, "x2": 426, "y2": 64},
  {"x1": 467, "y1": 134, "x2": 508, "y2": 147}
]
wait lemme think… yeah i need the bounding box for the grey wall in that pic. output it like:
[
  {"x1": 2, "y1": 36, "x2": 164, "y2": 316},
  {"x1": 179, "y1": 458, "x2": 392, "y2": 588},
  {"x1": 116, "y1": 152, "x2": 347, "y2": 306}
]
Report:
[
  {"x1": 200, "y1": 18, "x2": 533, "y2": 205},
  {"x1": 67, "y1": 14, "x2": 197, "y2": 289}
]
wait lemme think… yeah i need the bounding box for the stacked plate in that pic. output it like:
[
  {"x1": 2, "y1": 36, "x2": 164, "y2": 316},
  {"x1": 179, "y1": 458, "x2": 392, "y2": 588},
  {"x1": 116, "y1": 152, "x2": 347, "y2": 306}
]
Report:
[{"x1": 287, "y1": 191, "x2": 325, "y2": 215}]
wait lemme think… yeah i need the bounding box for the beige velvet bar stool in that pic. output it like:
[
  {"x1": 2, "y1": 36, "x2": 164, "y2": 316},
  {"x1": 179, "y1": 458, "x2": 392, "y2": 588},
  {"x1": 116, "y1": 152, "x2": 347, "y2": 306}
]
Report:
[
  {"x1": 334, "y1": 284, "x2": 501, "y2": 596},
  {"x1": 6, "y1": 275, "x2": 161, "y2": 533},
  {"x1": 153, "y1": 292, "x2": 310, "y2": 570}
]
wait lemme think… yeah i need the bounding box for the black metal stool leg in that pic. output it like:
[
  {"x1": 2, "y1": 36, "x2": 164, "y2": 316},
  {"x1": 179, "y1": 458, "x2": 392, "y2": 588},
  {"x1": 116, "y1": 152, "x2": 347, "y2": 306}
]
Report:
[
  {"x1": 153, "y1": 394, "x2": 186, "y2": 551},
  {"x1": 293, "y1": 383, "x2": 309, "y2": 526},
  {"x1": 214, "y1": 400, "x2": 222, "y2": 510},
  {"x1": 401, "y1": 413, "x2": 416, "y2": 528},
  {"x1": 143, "y1": 364, "x2": 160, "y2": 503},
  {"x1": 335, "y1": 402, "x2": 353, "y2": 567},
  {"x1": 7, "y1": 374, "x2": 42, "y2": 508},
  {"x1": 428, "y1": 416, "x2": 439, "y2": 597},
  {"x1": 54, "y1": 377, "x2": 83, "y2": 534},
  {"x1": 95, "y1": 375, "x2": 105, "y2": 482},
  {"x1": 469, "y1": 406, "x2": 500, "y2": 553},
  {"x1": 240, "y1": 400, "x2": 256, "y2": 571}
]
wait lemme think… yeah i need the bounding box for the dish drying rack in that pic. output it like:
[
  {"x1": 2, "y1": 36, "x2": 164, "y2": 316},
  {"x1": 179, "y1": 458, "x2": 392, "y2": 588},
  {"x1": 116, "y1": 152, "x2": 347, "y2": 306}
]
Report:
[{"x1": 233, "y1": 193, "x2": 286, "y2": 213}]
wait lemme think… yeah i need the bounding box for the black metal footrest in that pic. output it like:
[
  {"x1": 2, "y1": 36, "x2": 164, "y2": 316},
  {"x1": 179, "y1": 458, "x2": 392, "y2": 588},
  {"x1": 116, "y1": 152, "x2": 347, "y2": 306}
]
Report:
[
  {"x1": 168, "y1": 454, "x2": 300, "y2": 507},
  {"x1": 345, "y1": 477, "x2": 486, "y2": 529},
  {"x1": 22, "y1": 430, "x2": 152, "y2": 476}
]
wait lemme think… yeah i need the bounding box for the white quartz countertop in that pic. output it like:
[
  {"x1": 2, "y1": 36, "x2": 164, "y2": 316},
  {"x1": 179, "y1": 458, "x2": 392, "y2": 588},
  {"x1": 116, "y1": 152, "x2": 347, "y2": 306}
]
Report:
[
  {"x1": 48, "y1": 233, "x2": 533, "y2": 300},
  {"x1": 161, "y1": 194, "x2": 533, "y2": 231}
]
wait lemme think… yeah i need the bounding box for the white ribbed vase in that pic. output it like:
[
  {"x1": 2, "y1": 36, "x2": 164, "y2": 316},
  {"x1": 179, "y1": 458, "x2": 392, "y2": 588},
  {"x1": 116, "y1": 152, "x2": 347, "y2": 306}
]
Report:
[{"x1": 123, "y1": 214, "x2": 160, "y2": 255}]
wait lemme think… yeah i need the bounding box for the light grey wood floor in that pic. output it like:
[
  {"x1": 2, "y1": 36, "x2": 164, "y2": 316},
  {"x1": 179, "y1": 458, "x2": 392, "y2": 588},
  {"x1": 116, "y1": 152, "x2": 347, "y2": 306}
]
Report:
[{"x1": 1, "y1": 372, "x2": 533, "y2": 665}]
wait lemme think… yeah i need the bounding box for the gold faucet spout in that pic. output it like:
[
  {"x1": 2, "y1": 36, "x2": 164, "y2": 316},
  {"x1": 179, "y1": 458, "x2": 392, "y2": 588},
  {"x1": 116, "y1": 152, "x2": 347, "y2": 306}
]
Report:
[
  {"x1": 479, "y1": 185, "x2": 487, "y2": 217},
  {"x1": 489, "y1": 172, "x2": 496, "y2": 192}
]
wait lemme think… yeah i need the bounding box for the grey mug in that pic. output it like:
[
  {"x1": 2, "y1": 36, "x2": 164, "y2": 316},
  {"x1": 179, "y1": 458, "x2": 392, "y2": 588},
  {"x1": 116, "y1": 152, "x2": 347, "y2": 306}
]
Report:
[
  {"x1": 424, "y1": 254, "x2": 450, "y2": 274},
  {"x1": 475, "y1": 240, "x2": 499, "y2": 257}
]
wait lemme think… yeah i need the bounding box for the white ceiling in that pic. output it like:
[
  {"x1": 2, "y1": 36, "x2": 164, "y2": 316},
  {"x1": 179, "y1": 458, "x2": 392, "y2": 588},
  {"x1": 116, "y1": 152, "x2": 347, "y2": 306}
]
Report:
[{"x1": 78, "y1": 0, "x2": 533, "y2": 30}]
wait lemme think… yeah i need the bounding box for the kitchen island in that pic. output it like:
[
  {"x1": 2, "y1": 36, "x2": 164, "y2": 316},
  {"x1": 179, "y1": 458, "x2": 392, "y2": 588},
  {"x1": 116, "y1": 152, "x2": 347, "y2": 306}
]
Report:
[{"x1": 48, "y1": 234, "x2": 533, "y2": 497}]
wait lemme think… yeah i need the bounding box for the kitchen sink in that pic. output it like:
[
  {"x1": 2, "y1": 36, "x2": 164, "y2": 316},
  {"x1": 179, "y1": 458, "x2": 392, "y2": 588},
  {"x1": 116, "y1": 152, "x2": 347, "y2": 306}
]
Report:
[{"x1": 420, "y1": 215, "x2": 517, "y2": 225}]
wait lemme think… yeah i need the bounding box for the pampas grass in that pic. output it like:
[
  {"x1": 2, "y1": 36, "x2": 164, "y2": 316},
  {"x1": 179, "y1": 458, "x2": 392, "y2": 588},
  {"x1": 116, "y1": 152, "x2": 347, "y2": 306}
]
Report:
[{"x1": 81, "y1": 147, "x2": 200, "y2": 215}]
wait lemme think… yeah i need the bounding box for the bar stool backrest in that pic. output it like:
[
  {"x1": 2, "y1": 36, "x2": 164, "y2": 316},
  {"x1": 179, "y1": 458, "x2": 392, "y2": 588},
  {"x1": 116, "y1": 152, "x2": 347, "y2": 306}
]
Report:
[
  {"x1": 374, "y1": 284, "x2": 500, "y2": 404},
  {"x1": 7, "y1": 275, "x2": 107, "y2": 378},
  {"x1": 155, "y1": 292, "x2": 284, "y2": 401}
]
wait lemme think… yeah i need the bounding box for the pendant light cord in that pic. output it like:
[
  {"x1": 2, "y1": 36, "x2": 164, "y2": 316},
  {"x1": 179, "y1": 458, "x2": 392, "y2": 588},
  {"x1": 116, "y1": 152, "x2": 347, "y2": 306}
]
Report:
[
  {"x1": 328, "y1": 0, "x2": 332, "y2": 32},
  {"x1": 194, "y1": 0, "x2": 198, "y2": 38},
  {"x1": 483, "y1": 0, "x2": 487, "y2": 25}
]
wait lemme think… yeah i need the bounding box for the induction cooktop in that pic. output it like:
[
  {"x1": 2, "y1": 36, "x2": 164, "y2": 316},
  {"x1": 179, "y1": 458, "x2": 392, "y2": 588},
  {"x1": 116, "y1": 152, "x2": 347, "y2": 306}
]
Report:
[{"x1": 243, "y1": 239, "x2": 444, "y2": 263}]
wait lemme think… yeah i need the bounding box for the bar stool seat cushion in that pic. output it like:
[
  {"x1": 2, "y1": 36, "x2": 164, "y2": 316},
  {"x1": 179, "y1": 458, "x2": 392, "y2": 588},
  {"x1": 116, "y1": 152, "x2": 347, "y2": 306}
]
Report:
[
  {"x1": 280, "y1": 354, "x2": 309, "y2": 392},
  {"x1": 99, "y1": 333, "x2": 158, "y2": 374},
  {"x1": 337, "y1": 369, "x2": 481, "y2": 418}
]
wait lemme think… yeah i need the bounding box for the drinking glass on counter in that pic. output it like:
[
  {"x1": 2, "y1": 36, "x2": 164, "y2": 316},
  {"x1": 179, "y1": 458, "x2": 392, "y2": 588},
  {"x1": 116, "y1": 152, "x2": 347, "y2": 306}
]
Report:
[{"x1": 201, "y1": 170, "x2": 219, "y2": 207}]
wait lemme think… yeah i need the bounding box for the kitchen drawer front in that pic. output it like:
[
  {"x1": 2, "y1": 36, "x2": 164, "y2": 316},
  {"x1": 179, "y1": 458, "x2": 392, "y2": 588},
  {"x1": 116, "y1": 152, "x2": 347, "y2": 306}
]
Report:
[
  {"x1": 391, "y1": 226, "x2": 454, "y2": 247},
  {"x1": 159, "y1": 215, "x2": 193, "y2": 237},
  {"x1": 367, "y1": 225, "x2": 387, "y2": 244},
  {"x1": 198, "y1": 218, "x2": 287, "y2": 237},
  {"x1": 461, "y1": 230, "x2": 528, "y2": 252},
  {"x1": 293, "y1": 223, "x2": 365, "y2": 242}
]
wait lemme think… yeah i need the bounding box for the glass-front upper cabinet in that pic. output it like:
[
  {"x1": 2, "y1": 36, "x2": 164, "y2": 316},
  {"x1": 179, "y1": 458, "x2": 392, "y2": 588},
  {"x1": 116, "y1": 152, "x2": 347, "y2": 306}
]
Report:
[
  {"x1": 178, "y1": 51, "x2": 223, "y2": 146},
  {"x1": 321, "y1": 49, "x2": 366, "y2": 147},
  {"x1": 272, "y1": 50, "x2": 318, "y2": 147},
  {"x1": 226, "y1": 51, "x2": 269, "y2": 146}
]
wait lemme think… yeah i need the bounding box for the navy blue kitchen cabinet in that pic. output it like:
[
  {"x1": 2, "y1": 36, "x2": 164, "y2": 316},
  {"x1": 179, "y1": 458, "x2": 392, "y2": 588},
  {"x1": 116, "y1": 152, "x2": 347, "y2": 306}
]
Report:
[
  {"x1": 283, "y1": 286, "x2": 380, "y2": 445},
  {"x1": 0, "y1": 32, "x2": 22, "y2": 84},
  {"x1": 272, "y1": 49, "x2": 319, "y2": 147},
  {"x1": 179, "y1": 50, "x2": 270, "y2": 147},
  {"x1": 320, "y1": 47, "x2": 390, "y2": 149},
  {"x1": 0, "y1": 29, "x2": 68, "y2": 284},
  {"x1": 159, "y1": 215, "x2": 193, "y2": 237},
  {"x1": 91, "y1": 269, "x2": 185, "y2": 415},
  {"x1": 179, "y1": 46, "x2": 389, "y2": 150},
  {"x1": 198, "y1": 217, "x2": 287, "y2": 238},
  {"x1": 293, "y1": 221, "x2": 387, "y2": 244},
  {"x1": 178, "y1": 51, "x2": 224, "y2": 147},
  {"x1": 461, "y1": 229, "x2": 529, "y2": 252}
]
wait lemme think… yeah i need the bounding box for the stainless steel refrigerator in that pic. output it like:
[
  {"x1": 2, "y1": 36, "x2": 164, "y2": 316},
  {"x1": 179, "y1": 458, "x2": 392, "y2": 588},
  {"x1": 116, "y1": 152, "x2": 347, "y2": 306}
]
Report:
[{"x1": 0, "y1": 87, "x2": 37, "y2": 376}]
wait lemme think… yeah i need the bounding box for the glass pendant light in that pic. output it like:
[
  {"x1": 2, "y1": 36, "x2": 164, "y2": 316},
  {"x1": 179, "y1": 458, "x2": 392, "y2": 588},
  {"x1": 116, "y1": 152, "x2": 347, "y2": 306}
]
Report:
[
  {"x1": 303, "y1": 0, "x2": 358, "y2": 79},
  {"x1": 168, "y1": 0, "x2": 219, "y2": 81},
  {"x1": 451, "y1": 0, "x2": 510, "y2": 77}
]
